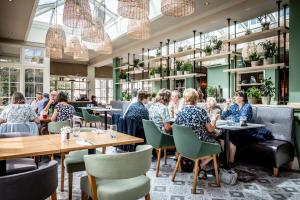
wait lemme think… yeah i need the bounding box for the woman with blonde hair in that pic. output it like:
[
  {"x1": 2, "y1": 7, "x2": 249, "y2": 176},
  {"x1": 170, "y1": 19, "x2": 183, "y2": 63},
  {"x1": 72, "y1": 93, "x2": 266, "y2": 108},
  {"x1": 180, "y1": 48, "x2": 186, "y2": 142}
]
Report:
[{"x1": 203, "y1": 97, "x2": 221, "y2": 119}]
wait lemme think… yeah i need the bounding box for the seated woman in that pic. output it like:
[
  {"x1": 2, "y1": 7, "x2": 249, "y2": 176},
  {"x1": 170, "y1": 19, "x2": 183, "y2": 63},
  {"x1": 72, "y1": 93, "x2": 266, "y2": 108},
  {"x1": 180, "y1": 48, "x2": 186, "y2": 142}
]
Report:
[
  {"x1": 91, "y1": 95, "x2": 99, "y2": 107},
  {"x1": 175, "y1": 88, "x2": 220, "y2": 178},
  {"x1": 149, "y1": 88, "x2": 172, "y2": 132},
  {"x1": 0, "y1": 92, "x2": 40, "y2": 124},
  {"x1": 203, "y1": 97, "x2": 221, "y2": 119},
  {"x1": 168, "y1": 90, "x2": 182, "y2": 118},
  {"x1": 51, "y1": 92, "x2": 75, "y2": 122},
  {"x1": 220, "y1": 90, "x2": 253, "y2": 166}
]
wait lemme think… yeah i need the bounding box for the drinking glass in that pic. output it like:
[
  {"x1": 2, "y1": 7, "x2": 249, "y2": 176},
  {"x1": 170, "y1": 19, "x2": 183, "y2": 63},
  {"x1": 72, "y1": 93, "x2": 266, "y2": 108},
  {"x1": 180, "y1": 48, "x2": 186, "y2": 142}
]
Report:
[
  {"x1": 110, "y1": 124, "x2": 117, "y2": 139},
  {"x1": 227, "y1": 116, "x2": 235, "y2": 126},
  {"x1": 73, "y1": 124, "x2": 80, "y2": 137}
]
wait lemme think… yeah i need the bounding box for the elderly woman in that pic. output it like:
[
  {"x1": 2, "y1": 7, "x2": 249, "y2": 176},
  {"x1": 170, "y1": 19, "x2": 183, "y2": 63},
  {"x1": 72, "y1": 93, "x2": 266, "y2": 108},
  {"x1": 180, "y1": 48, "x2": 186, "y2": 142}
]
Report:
[
  {"x1": 168, "y1": 90, "x2": 181, "y2": 118},
  {"x1": 203, "y1": 97, "x2": 221, "y2": 120},
  {"x1": 0, "y1": 92, "x2": 40, "y2": 124},
  {"x1": 149, "y1": 88, "x2": 172, "y2": 132},
  {"x1": 51, "y1": 92, "x2": 75, "y2": 122}
]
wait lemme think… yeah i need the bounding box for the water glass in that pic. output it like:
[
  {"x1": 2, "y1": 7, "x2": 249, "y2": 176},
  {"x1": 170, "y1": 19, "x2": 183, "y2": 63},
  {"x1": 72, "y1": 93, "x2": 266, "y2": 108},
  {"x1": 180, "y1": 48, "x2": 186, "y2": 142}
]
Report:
[
  {"x1": 110, "y1": 124, "x2": 117, "y2": 139},
  {"x1": 227, "y1": 116, "x2": 235, "y2": 126},
  {"x1": 73, "y1": 124, "x2": 80, "y2": 137}
]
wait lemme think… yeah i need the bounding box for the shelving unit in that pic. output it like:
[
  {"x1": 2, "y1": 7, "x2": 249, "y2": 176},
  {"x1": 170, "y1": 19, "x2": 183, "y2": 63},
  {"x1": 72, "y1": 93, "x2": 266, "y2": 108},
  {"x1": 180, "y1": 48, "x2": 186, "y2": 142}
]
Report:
[
  {"x1": 168, "y1": 48, "x2": 200, "y2": 58},
  {"x1": 190, "y1": 51, "x2": 241, "y2": 62},
  {"x1": 223, "y1": 63, "x2": 287, "y2": 73},
  {"x1": 236, "y1": 83, "x2": 263, "y2": 87},
  {"x1": 164, "y1": 73, "x2": 206, "y2": 79}
]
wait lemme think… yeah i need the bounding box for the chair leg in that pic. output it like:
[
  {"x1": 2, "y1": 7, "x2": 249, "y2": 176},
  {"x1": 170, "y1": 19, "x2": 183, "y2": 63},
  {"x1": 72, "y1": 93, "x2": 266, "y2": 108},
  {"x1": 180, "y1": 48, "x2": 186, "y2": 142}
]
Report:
[
  {"x1": 68, "y1": 173, "x2": 73, "y2": 200},
  {"x1": 51, "y1": 192, "x2": 57, "y2": 200},
  {"x1": 213, "y1": 155, "x2": 220, "y2": 186},
  {"x1": 172, "y1": 154, "x2": 182, "y2": 182},
  {"x1": 164, "y1": 148, "x2": 167, "y2": 165},
  {"x1": 156, "y1": 148, "x2": 162, "y2": 177},
  {"x1": 145, "y1": 193, "x2": 151, "y2": 200},
  {"x1": 81, "y1": 191, "x2": 88, "y2": 200},
  {"x1": 61, "y1": 154, "x2": 65, "y2": 192},
  {"x1": 193, "y1": 159, "x2": 200, "y2": 194},
  {"x1": 273, "y1": 167, "x2": 279, "y2": 177}
]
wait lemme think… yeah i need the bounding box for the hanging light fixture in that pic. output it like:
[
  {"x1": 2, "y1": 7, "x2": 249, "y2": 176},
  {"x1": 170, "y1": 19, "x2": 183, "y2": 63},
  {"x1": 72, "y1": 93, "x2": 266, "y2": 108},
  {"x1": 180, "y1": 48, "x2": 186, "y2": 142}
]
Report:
[
  {"x1": 74, "y1": 44, "x2": 89, "y2": 61},
  {"x1": 94, "y1": 33, "x2": 112, "y2": 54},
  {"x1": 127, "y1": 18, "x2": 150, "y2": 40},
  {"x1": 46, "y1": 47, "x2": 63, "y2": 59},
  {"x1": 63, "y1": 0, "x2": 92, "y2": 28},
  {"x1": 117, "y1": 0, "x2": 149, "y2": 20},
  {"x1": 161, "y1": 0, "x2": 195, "y2": 17},
  {"x1": 64, "y1": 35, "x2": 81, "y2": 55},
  {"x1": 82, "y1": 16, "x2": 105, "y2": 43}
]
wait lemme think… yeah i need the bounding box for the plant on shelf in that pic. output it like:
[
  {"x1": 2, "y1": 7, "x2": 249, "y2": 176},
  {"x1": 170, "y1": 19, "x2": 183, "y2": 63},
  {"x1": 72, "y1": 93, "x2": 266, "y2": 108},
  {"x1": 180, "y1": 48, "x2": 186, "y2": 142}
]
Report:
[
  {"x1": 257, "y1": 14, "x2": 270, "y2": 31},
  {"x1": 260, "y1": 77, "x2": 275, "y2": 105},
  {"x1": 211, "y1": 36, "x2": 223, "y2": 54},
  {"x1": 245, "y1": 29, "x2": 251, "y2": 35},
  {"x1": 206, "y1": 86, "x2": 217, "y2": 97},
  {"x1": 122, "y1": 91, "x2": 132, "y2": 101},
  {"x1": 182, "y1": 62, "x2": 193, "y2": 75},
  {"x1": 248, "y1": 51, "x2": 261, "y2": 67},
  {"x1": 149, "y1": 68, "x2": 155, "y2": 78},
  {"x1": 133, "y1": 58, "x2": 140, "y2": 71},
  {"x1": 154, "y1": 65, "x2": 162, "y2": 78},
  {"x1": 138, "y1": 62, "x2": 145, "y2": 70},
  {"x1": 119, "y1": 71, "x2": 127, "y2": 82},
  {"x1": 203, "y1": 45, "x2": 212, "y2": 56},
  {"x1": 178, "y1": 46, "x2": 184, "y2": 52},
  {"x1": 156, "y1": 48, "x2": 161, "y2": 57},
  {"x1": 246, "y1": 87, "x2": 261, "y2": 104},
  {"x1": 176, "y1": 60, "x2": 183, "y2": 75},
  {"x1": 259, "y1": 40, "x2": 277, "y2": 65}
]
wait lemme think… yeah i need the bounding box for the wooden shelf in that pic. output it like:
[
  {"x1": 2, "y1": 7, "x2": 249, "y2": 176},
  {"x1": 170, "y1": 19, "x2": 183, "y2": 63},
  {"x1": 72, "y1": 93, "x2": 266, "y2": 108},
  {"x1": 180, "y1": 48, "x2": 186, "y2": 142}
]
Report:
[
  {"x1": 115, "y1": 81, "x2": 136, "y2": 85},
  {"x1": 139, "y1": 77, "x2": 164, "y2": 82},
  {"x1": 223, "y1": 63, "x2": 287, "y2": 73},
  {"x1": 114, "y1": 65, "x2": 132, "y2": 70},
  {"x1": 164, "y1": 73, "x2": 206, "y2": 79},
  {"x1": 224, "y1": 26, "x2": 289, "y2": 45},
  {"x1": 126, "y1": 69, "x2": 149, "y2": 74},
  {"x1": 168, "y1": 48, "x2": 200, "y2": 58},
  {"x1": 189, "y1": 51, "x2": 241, "y2": 62},
  {"x1": 142, "y1": 56, "x2": 167, "y2": 63},
  {"x1": 237, "y1": 83, "x2": 263, "y2": 87}
]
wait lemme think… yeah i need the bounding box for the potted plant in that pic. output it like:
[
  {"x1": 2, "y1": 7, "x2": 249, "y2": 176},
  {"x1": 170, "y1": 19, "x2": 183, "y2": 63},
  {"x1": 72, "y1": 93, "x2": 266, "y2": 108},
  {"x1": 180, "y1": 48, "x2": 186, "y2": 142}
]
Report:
[
  {"x1": 149, "y1": 68, "x2": 155, "y2": 79},
  {"x1": 245, "y1": 29, "x2": 251, "y2": 35},
  {"x1": 246, "y1": 87, "x2": 261, "y2": 104},
  {"x1": 257, "y1": 14, "x2": 270, "y2": 31},
  {"x1": 249, "y1": 51, "x2": 261, "y2": 67},
  {"x1": 182, "y1": 62, "x2": 193, "y2": 75},
  {"x1": 156, "y1": 48, "x2": 161, "y2": 57},
  {"x1": 176, "y1": 61, "x2": 183, "y2": 75},
  {"x1": 119, "y1": 71, "x2": 127, "y2": 83},
  {"x1": 206, "y1": 86, "x2": 217, "y2": 97},
  {"x1": 138, "y1": 62, "x2": 145, "y2": 71},
  {"x1": 203, "y1": 45, "x2": 212, "y2": 56},
  {"x1": 122, "y1": 91, "x2": 132, "y2": 101},
  {"x1": 154, "y1": 66, "x2": 162, "y2": 78},
  {"x1": 178, "y1": 46, "x2": 184, "y2": 52},
  {"x1": 259, "y1": 40, "x2": 277, "y2": 65},
  {"x1": 260, "y1": 77, "x2": 275, "y2": 105},
  {"x1": 211, "y1": 36, "x2": 223, "y2": 54}
]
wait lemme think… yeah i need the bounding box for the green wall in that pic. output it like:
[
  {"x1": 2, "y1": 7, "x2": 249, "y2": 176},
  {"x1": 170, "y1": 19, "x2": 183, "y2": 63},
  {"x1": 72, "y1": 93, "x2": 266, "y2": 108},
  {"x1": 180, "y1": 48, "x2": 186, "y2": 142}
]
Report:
[
  {"x1": 289, "y1": 0, "x2": 300, "y2": 103},
  {"x1": 112, "y1": 57, "x2": 121, "y2": 100}
]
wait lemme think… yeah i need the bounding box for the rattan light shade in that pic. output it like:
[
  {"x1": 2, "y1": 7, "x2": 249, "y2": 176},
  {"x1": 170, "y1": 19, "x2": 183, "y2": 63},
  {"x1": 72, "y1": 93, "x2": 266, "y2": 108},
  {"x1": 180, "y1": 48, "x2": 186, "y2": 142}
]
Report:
[
  {"x1": 74, "y1": 44, "x2": 89, "y2": 61},
  {"x1": 46, "y1": 47, "x2": 63, "y2": 59},
  {"x1": 64, "y1": 35, "x2": 81, "y2": 56},
  {"x1": 82, "y1": 17, "x2": 105, "y2": 43},
  {"x1": 117, "y1": 0, "x2": 149, "y2": 20},
  {"x1": 161, "y1": 0, "x2": 195, "y2": 17},
  {"x1": 63, "y1": 0, "x2": 92, "y2": 28},
  {"x1": 94, "y1": 33, "x2": 112, "y2": 54},
  {"x1": 127, "y1": 18, "x2": 150, "y2": 40},
  {"x1": 45, "y1": 24, "x2": 66, "y2": 49}
]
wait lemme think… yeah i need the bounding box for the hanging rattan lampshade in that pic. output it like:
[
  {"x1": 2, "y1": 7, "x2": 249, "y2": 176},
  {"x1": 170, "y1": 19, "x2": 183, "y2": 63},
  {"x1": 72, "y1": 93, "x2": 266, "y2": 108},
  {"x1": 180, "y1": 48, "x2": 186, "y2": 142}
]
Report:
[
  {"x1": 82, "y1": 17, "x2": 105, "y2": 43},
  {"x1": 161, "y1": 0, "x2": 195, "y2": 17},
  {"x1": 45, "y1": 24, "x2": 66, "y2": 49},
  {"x1": 63, "y1": 0, "x2": 92, "y2": 28},
  {"x1": 46, "y1": 47, "x2": 63, "y2": 59},
  {"x1": 117, "y1": 0, "x2": 149, "y2": 20},
  {"x1": 74, "y1": 44, "x2": 89, "y2": 61},
  {"x1": 94, "y1": 33, "x2": 112, "y2": 54},
  {"x1": 127, "y1": 18, "x2": 150, "y2": 40},
  {"x1": 64, "y1": 35, "x2": 81, "y2": 56}
]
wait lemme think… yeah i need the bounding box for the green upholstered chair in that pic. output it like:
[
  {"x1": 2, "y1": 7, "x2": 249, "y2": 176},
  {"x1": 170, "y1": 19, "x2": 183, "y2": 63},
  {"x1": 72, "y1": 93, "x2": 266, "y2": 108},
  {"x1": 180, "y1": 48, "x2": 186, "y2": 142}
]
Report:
[
  {"x1": 172, "y1": 124, "x2": 221, "y2": 194},
  {"x1": 62, "y1": 128, "x2": 104, "y2": 200},
  {"x1": 81, "y1": 145, "x2": 153, "y2": 200},
  {"x1": 142, "y1": 120, "x2": 175, "y2": 177},
  {"x1": 48, "y1": 120, "x2": 71, "y2": 134},
  {"x1": 82, "y1": 109, "x2": 102, "y2": 128}
]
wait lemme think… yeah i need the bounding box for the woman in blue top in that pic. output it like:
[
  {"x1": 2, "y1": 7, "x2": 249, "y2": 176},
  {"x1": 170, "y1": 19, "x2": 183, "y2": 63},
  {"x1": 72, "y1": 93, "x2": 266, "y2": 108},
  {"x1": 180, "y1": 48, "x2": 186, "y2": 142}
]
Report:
[{"x1": 220, "y1": 90, "x2": 253, "y2": 166}]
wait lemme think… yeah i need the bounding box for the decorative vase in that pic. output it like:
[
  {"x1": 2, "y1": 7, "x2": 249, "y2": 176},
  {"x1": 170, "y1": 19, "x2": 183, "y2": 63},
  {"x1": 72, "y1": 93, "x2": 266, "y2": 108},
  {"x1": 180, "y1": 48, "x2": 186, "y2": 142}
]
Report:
[
  {"x1": 177, "y1": 71, "x2": 182, "y2": 75},
  {"x1": 213, "y1": 49, "x2": 221, "y2": 55},
  {"x1": 263, "y1": 57, "x2": 273, "y2": 65},
  {"x1": 154, "y1": 73, "x2": 161, "y2": 78},
  {"x1": 248, "y1": 97, "x2": 258, "y2": 104},
  {"x1": 184, "y1": 71, "x2": 190, "y2": 75},
  {"x1": 262, "y1": 96, "x2": 271, "y2": 105},
  {"x1": 251, "y1": 61, "x2": 259, "y2": 67}
]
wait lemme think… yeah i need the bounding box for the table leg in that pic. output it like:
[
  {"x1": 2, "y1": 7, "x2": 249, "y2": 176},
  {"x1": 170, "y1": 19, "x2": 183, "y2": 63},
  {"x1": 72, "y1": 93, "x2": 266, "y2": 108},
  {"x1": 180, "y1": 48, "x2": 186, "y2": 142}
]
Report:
[
  {"x1": 224, "y1": 130, "x2": 230, "y2": 169},
  {"x1": 0, "y1": 160, "x2": 6, "y2": 176},
  {"x1": 104, "y1": 111, "x2": 108, "y2": 130}
]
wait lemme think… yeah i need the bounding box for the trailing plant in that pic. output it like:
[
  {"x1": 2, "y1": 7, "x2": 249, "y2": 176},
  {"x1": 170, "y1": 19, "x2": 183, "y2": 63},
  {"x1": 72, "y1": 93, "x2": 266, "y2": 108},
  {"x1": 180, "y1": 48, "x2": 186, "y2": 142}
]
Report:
[
  {"x1": 206, "y1": 86, "x2": 217, "y2": 97},
  {"x1": 178, "y1": 46, "x2": 184, "y2": 52},
  {"x1": 259, "y1": 40, "x2": 277, "y2": 58},
  {"x1": 260, "y1": 77, "x2": 275, "y2": 97},
  {"x1": 248, "y1": 51, "x2": 260, "y2": 61},
  {"x1": 182, "y1": 62, "x2": 193, "y2": 72},
  {"x1": 211, "y1": 36, "x2": 223, "y2": 50},
  {"x1": 122, "y1": 91, "x2": 132, "y2": 101},
  {"x1": 176, "y1": 60, "x2": 183, "y2": 71},
  {"x1": 149, "y1": 68, "x2": 155, "y2": 76},
  {"x1": 119, "y1": 71, "x2": 127, "y2": 80},
  {"x1": 203, "y1": 45, "x2": 212, "y2": 55},
  {"x1": 246, "y1": 87, "x2": 261, "y2": 98}
]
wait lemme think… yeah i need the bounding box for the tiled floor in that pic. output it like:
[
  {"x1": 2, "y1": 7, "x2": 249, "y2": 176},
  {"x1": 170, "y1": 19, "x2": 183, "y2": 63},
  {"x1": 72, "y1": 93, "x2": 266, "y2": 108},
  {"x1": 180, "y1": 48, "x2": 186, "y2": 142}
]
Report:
[{"x1": 56, "y1": 148, "x2": 300, "y2": 200}]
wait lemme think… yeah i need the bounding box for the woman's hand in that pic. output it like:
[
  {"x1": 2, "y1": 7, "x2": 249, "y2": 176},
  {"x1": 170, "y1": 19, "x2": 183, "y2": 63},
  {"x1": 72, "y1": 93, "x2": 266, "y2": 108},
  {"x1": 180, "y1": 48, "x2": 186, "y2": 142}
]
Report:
[{"x1": 223, "y1": 99, "x2": 231, "y2": 111}]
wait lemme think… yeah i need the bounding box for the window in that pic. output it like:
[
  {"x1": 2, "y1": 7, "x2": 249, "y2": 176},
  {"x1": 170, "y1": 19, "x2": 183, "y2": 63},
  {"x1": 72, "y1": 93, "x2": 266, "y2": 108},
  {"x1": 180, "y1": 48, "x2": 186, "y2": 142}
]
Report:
[
  {"x1": 0, "y1": 67, "x2": 20, "y2": 105},
  {"x1": 95, "y1": 79, "x2": 113, "y2": 104},
  {"x1": 24, "y1": 48, "x2": 44, "y2": 64},
  {"x1": 25, "y1": 69, "x2": 43, "y2": 102}
]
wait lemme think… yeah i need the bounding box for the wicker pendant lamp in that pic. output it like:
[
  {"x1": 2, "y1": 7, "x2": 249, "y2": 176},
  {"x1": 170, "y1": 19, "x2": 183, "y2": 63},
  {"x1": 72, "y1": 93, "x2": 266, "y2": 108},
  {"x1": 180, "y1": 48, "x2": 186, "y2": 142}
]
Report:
[
  {"x1": 94, "y1": 33, "x2": 112, "y2": 54},
  {"x1": 161, "y1": 0, "x2": 195, "y2": 17},
  {"x1": 82, "y1": 17, "x2": 105, "y2": 43},
  {"x1": 45, "y1": 24, "x2": 66, "y2": 49},
  {"x1": 117, "y1": 0, "x2": 149, "y2": 20},
  {"x1": 74, "y1": 44, "x2": 89, "y2": 61},
  {"x1": 63, "y1": 0, "x2": 92, "y2": 28},
  {"x1": 46, "y1": 47, "x2": 63, "y2": 59},
  {"x1": 127, "y1": 18, "x2": 150, "y2": 40},
  {"x1": 64, "y1": 35, "x2": 81, "y2": 55}
]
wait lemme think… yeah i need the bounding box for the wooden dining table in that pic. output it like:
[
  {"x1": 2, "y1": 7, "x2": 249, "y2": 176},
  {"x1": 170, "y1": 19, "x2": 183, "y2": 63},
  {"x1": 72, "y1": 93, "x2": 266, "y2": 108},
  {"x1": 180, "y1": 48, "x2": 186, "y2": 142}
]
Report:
[{"x1": 0, "y1": 131, "x2": 144, "y2": 176}]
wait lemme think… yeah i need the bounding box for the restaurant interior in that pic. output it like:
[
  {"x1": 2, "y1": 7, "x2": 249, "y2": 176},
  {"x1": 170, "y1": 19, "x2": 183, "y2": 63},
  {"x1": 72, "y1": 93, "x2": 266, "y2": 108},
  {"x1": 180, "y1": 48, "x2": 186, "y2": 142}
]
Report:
[{"x1": 0, "y1": 0, "x2": 300, "y2": 200}]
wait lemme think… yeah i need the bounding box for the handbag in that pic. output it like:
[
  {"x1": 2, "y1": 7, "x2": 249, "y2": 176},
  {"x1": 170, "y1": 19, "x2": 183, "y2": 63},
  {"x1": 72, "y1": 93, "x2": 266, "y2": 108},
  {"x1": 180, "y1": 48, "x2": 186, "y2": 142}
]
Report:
[{"x1": 219, "y1": 168, "x2": 238, "y2": 185}]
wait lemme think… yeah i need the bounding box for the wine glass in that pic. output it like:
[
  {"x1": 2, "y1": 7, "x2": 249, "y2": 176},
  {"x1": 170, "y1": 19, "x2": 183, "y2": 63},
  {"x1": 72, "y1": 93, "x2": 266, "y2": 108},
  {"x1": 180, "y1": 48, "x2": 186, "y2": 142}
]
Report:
[{"x1": 73, "y1": 124, "x2": 80, "y2": 137}]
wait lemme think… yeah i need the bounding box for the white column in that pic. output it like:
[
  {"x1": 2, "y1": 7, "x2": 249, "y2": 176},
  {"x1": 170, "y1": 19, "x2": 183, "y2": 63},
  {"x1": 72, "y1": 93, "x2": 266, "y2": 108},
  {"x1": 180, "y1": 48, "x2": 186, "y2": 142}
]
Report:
[{"x1": 87, "y1": 66, "x2": 95, "y2": 99}]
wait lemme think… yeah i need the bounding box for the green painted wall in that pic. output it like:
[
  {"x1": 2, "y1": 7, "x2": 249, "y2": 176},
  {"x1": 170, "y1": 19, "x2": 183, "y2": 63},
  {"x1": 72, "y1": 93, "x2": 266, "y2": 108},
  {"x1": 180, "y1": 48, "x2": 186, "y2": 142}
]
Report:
[
  {"x1": 112, "y1": 57, "x2": 121, "y2": 100},
  {"x1": 289, "y1": 0, "x2": 300, "y2": 103}
]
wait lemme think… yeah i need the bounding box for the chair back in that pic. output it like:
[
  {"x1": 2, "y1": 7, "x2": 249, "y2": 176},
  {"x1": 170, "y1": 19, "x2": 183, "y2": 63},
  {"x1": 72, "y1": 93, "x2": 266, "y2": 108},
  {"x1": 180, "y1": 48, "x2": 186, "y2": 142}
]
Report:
[
  {"x1": 84, "y1": 145, "x2": 152, "y2": 179},
  {"x1": 142, "y1": 120, "x2": 165, "y2": 148},
  {"x1": 0, "y1": 122, "x2": 38, "y2": 136},
  {"x1": 48, "y1": 120, "x2": 71, "y2": 134},
  {"x1": 0, "y1": 160, "x2": 58, "y2": 200},
  {"x1": 82, "y1": 108, "x2": 94, "y2": 122}
]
